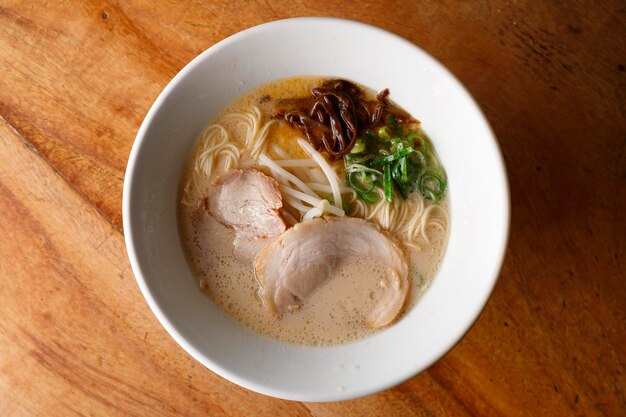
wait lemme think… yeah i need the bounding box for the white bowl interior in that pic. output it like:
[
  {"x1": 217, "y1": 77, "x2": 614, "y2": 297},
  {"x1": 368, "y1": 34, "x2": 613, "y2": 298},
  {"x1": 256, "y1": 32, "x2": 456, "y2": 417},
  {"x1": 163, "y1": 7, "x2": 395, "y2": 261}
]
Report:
[{"x1": 124, "y1": 17, "x2": 509, "y2": 402}]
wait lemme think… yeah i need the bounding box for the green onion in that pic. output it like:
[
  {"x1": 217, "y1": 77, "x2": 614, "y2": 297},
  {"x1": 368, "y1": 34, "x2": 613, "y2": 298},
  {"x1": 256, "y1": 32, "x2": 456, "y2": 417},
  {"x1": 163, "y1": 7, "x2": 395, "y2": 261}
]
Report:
[
  {"x1": 342, "y1": 120, "x2": 446, "y2": 205},
  {"x1": 390, "y1": 159, "x2": 402, "y2": 182},
  {"x1": 394, "y1": 179, "x2": 409, "y2": 199},
  {"x1": 391, "y1": 138, "x2": 409, "y2": 152},
  {"x1": 378, "y1": 126, "x2": 391, "y2": 141},
  {"x1": 365, "y1": 129, "x2": 379, "y2": 144},
  {"x1": 383, "y1": 164, "x2": 392, "y2": 202},
  {"x1": 347, "y1": 172, "x2": 376, "y2": 194},
  {"x1": 386, "y1": 114, "x2": 402, "y2": 136},
  {"x1": 418, "y1": 172, "x2": 447, "y2": 202},
  {"x1": 371, "y1": 147, "x2": 414, "y2": 167},
  {"x1": 358, "y1": 190, "x2": 380, "y2": 204},
  {"x1": 392, "y1": 158, "x2": 416, "y2": 200},
  {"x1": 350, "y1": 138, "x2": 366, "y2": 154},
  {"x1": 344, "y1": 163, "x2": 382, "y2": 176},
  {"x1": 400, "y1": 156, "x2": 408, "y2": 182}
]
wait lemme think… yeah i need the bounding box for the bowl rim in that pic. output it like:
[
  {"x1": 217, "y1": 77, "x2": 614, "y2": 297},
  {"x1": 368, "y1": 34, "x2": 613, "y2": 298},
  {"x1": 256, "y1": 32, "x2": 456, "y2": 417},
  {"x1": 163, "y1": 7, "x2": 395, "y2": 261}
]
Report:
[{"x1": 123, "y1": 16, "x2": 510, "y2": 401}]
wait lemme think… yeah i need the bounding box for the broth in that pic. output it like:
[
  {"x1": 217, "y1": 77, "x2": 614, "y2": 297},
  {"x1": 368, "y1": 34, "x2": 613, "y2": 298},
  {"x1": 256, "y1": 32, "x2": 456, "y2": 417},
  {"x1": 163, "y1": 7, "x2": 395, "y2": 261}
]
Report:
[{"x1": 179, "y1": 76, "x2": 449, "y2": 345}]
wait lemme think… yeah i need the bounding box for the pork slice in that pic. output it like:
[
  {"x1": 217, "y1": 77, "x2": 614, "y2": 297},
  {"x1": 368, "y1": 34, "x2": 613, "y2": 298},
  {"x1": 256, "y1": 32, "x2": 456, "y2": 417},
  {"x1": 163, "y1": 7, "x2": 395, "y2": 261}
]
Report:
[
  {"x1": 206, "y1": 169, "x2": 286, "y2": 240},
  {"x1": 199, "y1": 168, "x2": 287, "y2": 261},
  {"x1": 254, "y1": 216, "x2": 409, "y2": 327}
]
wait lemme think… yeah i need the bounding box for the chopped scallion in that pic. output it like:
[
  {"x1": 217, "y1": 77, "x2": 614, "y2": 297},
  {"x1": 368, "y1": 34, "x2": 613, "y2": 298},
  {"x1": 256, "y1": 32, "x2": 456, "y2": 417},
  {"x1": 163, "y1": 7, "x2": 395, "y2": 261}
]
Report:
[
  {"x1": 371, "y1": 147, "x2": 414, "y2": 167},
  {"x1": 343, "y1": 116, "x2": 446, "y2": 206},
  {"x1": 383, "y1": 164, "x2": 392, "y2": 203},
  {"x1": 350, "y1": 138, "x2": 366, "y2": 154}
]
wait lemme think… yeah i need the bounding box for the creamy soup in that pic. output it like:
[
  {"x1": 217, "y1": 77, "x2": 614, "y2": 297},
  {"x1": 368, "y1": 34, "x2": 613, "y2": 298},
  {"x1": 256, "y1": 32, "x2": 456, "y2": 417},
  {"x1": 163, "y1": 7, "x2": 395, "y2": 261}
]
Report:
[{"x1": 179, "y1": 77, "x2": 449, "y2": 346}]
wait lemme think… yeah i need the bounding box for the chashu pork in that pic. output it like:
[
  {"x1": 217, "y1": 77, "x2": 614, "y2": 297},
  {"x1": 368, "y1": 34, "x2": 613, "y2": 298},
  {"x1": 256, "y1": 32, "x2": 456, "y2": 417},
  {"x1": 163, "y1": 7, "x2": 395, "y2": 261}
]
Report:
[
  {"x1": 254, "y1": 216, "x2": 409, "y2": 328},
  {"x1": 204, "y1": 169, "x2": 287, "y2": 259}
]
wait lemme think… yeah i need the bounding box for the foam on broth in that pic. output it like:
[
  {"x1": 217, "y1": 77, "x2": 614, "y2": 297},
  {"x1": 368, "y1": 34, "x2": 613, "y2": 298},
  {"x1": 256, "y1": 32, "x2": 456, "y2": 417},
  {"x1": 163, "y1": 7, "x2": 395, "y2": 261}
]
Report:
[{"x1": 179, "y1": 76, "x2": 449, "y2": 346}]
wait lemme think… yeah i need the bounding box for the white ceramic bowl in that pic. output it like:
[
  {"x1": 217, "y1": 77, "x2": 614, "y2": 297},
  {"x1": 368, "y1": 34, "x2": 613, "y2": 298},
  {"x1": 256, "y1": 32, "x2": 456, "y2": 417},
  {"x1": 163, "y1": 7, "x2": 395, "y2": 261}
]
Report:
[{"x1": 123, "y1": 17, "x2": 509, "y2": 402}]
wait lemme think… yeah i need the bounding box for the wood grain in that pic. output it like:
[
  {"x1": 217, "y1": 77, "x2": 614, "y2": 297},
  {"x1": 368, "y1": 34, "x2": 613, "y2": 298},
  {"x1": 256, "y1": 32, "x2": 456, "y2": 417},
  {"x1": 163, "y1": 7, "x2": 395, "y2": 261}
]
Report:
[
  {"x1": 0, "y1": 120, "x2": 317, "y2": 416},
  {"x1": 0, "y1": 0, "x2": 624, "y2": 416}
]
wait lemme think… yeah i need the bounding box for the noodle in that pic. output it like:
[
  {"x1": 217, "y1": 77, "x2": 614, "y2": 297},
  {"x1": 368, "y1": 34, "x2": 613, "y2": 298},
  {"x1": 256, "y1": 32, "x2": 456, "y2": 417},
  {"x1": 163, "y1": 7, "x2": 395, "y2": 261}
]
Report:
[
  {"x1": 182, "y1": 104, "x2": 448, "y2": 246},
  {"x1": 183, "y1": 106, "x2": 272, "y2": 205},
  {"x1": 179, "y1": 77, "x2": 450, "y2": 347}
]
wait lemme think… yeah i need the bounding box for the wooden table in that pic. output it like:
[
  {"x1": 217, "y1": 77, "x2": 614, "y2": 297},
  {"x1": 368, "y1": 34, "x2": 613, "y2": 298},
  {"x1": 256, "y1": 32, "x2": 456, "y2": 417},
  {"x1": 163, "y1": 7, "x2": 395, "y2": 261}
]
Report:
[{"x1": 1, "y1": 1, "x2": 624, "y2": 415}]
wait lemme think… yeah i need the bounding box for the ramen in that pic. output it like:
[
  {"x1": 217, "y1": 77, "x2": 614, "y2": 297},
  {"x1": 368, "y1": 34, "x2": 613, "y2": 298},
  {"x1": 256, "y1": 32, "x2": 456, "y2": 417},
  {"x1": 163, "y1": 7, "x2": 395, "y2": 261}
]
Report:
[{"x1": 179, "y1": 76, "x2": 448, "y2": 345}]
